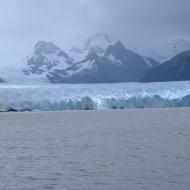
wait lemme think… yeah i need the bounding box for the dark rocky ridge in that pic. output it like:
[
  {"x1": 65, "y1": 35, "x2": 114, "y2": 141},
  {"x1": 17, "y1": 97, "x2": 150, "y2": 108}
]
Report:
[{"x1": 142, "y1": 51, "x2": 190, "y2": 82}]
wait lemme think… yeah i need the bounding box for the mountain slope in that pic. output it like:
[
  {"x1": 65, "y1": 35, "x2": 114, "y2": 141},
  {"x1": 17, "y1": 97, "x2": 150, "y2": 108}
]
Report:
[
  {"x1": 105, "y1": 41, "x2": 155, "y2": 81},
  {"x1": 0, "y1": 77, "x2": 5, "y2": 83},
  {"x1": 141, "y1": 51, "x2": 190, "y2": 82}
]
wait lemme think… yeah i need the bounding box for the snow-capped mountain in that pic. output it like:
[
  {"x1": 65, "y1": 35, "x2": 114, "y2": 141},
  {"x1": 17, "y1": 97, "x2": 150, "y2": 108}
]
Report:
[
  {"x1": 47, "y1": 41, "x2": 157, "y2": 83},
  {"x1": 142, "y1": 51, "x2": 190, "y2": 82},
  {"x1": 136, "y1": 38, "x2": 190, "y2": 63},
  {"x1": 2, "y1": 33, "x2": 190, "y2": 84},
  {"x1": 23, "y1": 41, "x2": 73, "y2": 76},
  {"x1": 22, "y1": 34, "x2": 159, "y2": 83}
]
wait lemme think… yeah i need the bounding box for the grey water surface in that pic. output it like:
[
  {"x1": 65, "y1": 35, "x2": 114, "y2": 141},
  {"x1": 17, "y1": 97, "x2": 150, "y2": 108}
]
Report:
[{"x1": 0, "y1": 109, "x2": 190, "y2": 190}]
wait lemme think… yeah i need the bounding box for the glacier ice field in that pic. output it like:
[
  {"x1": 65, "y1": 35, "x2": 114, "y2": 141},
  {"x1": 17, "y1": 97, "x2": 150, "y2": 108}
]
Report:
[{"x1": 1, "y1": 81, "x2": 190, "y2": 111}]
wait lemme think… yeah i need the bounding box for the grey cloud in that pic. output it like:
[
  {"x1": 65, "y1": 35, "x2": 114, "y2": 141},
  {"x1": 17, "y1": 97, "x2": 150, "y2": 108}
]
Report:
[{"x1": 0, "y1": 0, "x2": 190, "y2": 66}]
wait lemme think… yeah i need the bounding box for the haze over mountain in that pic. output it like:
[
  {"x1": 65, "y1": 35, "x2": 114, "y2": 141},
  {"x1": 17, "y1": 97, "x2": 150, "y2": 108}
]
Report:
[
  {"x1": 1, "y1": 32, "x2": 190, "y2": 83},
  {"x1": 135, "y1": 39, "x2": 190, "y2": 63}
]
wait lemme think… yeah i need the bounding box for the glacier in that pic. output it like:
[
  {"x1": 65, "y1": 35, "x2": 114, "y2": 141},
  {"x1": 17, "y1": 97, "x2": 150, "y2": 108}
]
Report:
[{"x1": 1, "y1": 81, "x2": 190, "y2": 112}]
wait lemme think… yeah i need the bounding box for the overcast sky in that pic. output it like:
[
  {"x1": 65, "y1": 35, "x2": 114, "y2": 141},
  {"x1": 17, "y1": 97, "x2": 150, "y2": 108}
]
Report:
[{"x1": 0, "y1": 0, "x2": 190, "y2": 67}]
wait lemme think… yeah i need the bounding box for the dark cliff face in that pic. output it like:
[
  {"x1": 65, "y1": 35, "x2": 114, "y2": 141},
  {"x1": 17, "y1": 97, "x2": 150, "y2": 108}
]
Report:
[
  {"x1": 0, "y1": 77, "x2": 5, "y2": 83},
  {"x1": 104, "y1": 41, "x2": 152, "y2": 82},
  {"x1": 141, "y1": 51, "x2": 190, "y2": 82}
]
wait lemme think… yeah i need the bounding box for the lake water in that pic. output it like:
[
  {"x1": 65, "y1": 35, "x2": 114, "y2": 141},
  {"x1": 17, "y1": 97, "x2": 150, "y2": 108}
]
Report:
[{"x1": 0, "y1": 109, "x2": 190, "y2": 190}]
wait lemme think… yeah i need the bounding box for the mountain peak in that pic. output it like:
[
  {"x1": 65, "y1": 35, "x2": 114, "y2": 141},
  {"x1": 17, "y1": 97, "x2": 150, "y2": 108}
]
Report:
[
  {"x1": 69, "y1": 46, "x2": 83, "y2": 54},
  {"x1": 23, "y1": 41, "x2": 72, "y2": 76},
  {"x1": 35, "y1": 41, "x2": 60, "y2": 55},
  {"x1": 84, "y1": 33, "x2": 112, "y2": 53},
  {"x1": 105, "y1": 41, "x2": 127, "y2": 56},
  {"x1": 94, "y1": 33, "x2": 112, "y2": 43},
  {"x1": 114, "y1": 41, "x2": 126, "y2": 49}
]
